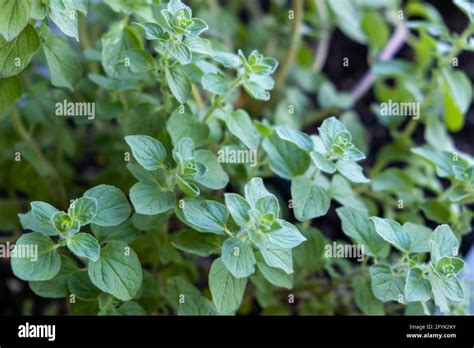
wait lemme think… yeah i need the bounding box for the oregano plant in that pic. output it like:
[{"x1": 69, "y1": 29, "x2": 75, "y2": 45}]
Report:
[{"x1": 1, "y1": 0, "x2": 473, "y2": 317}]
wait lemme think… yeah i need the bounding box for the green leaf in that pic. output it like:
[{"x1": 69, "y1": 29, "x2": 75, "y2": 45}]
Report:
[
  {"x1": 30, "y1": 255, "x2": 78, "y2": 299},
  {"x1": 291, "y1": 175, "x2": 330, "y2": 221},
  {"x1": 262, "y1": 133, "x2": 311, "y2": 180},
  {"x1": 209, "y1": 258, "x2": 247, "y2": 314},
  {"x1": 352, "y1": 276, "x2": 384, "y2": 315},
  {"x1": 256, "y1": 257, "x2": 293, "y2": 289},
  {"x1": 275, "y1": 126, "x2": 314, "y2": 151},
  {"x1": 129, "y1": 182, "x2": 175, "y2": 215},
  {"x1": 428, "y1": 267, "x2": 464, "y2": 313},
  {"x1": 125, "y1": 135, "x2": 166, "y2": 171},
  {"x1": 293, "y1": 226, "x2": 327, "y2": 271},
  {"x1": 361, "y1": 10, "x2": 389, "y2": 51},
  {"x1": 221, "y1": 237, "x2": 256, "y2": 278},
  {"x1": 193, "y1": 149, "x2": 229, "y2": 190},
  {"x1": 267, "y1": 220, "x2": 306, "y2": 249},
  {"x1": 201, "y1": 72, "x2": 229, "y2": 95},
  {"x1": 403, "y1": 222, "x2": 432, "y2": 253},
  {"x1": 224, "y1": 193, "x2": 251, "y2": 227},
  {"x1": 224, "y1": 109, "x2": 260, "y2": 150},
  {"x1": 83, "y1": 185, "x2": 131, "y2": 227},
  {"x1": 411, "y1": 146, "x2": 468, "y2": 178},
  {"x1": 172, "y1": 137, "x2": 194, "y2": 165},
  {"x1": 168, "y1": 40, "x2": 192, "y2": 65},
  {"x1": 329, "y1": 174, "x2": 368, "y2": 213},
  {"x1": 171, "y1": 230, "x2": 221, "y2": 257},
  {"x1": 242, "y1": 78, "x2": 270, "y2": 101},
  {"x1": 181, "y1": 199, "x2": 229, "y2": 234},
  {"x1": 88, "y1": 241, "x2": 143, "y2": 301},
  {"x1": 336, "y1": 207, "x2": 389, "y2": 257},
  {"x1": 166, "y1": 108, "x2": 209, "y2": 147},
  {"x1": 318, "y1": 116, "x2": 350, "y2": 150},
  {"x1": 327, "y1": 0, "x2": 366, "y2": 43},
  {"x1": 92, "y1": 220, "x2": 140, "y2": 245},
  {"x1": 29, "y1": 201, "x2": 59, "y2": 236},
  {"x1": 51, "y1": 211, "x2": 80, "y2": 236},
  {"x1": 101, "y1": 23, "x2": 142, "y2": 79},
  {"x1": 118, "y1": 48, "x2": 155, "y2": 73},
  {"x1": 405, "y1": 268, "x2": 431, "y2": 302},
  {"x1": 67, "y1": 233, "x2": 100, "y2": 262},
  {"x1": 68, "y1": 271, "x2": 101, "y2": 301},
  {"x1": 68, "y1": 197, "x2": 98, "y2": 226},
  {"x1": 0, "y1": 0, "x2": 31, "y2": 41},
  {"x1": 178, "y1": 294, "x2": 218, "y2": 315},
  {"x1": 11, "y1": 232, "x2": 61, "y2": 281},
  {"x1": 436, "y1": 257, "x2": 465, "y2": 275},
  {"x1": 0, "y1": 76, "x2": 21, "y2": 118},
  {"x1": 166, "y1": 66, "x2": 191, "y2": 104},
  {"x1": 48, "y1": 0, "x2": 87, "y2": 41},
  {"x1": 260, "y1": 246, "x2": 293, "y2": 274},
  {"x1": 454, "y1": 0, "x2": 474, "y2": 21},
  {"x1": 175, "y1": 174, "x2": 200, "y2": 197},
  {"x1": 0, "y1": 24, "x2": 39, "y2": 78},
  {"x1": 430, "y1": 224, "x2": 459, "y2": 262},
  {"x1": 310, "y1": 152, "x2": 336, "y2": 174},
  {"x1": 244, "y1": 177, "x2": 274, "y2": 208},
  {"x1": 39, "y1": 25, "x2": 83, "y2": 89},
  {"x1": 133, "y1": 22, "x2": 166, "y2": 40},
  {"x1": 336, "y1": 160, "x2": 370, "y2": 184},
  {"x1": 370, "y1": 217, "x2": 411, "y2": 252},
  {"x1": 442, "y1": 69, "x2": 472, "y2": 112},
  {"x1": 369, "y1": 264, "x2": 405, "y2": 302}
]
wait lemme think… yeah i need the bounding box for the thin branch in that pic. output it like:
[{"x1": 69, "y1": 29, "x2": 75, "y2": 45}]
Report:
[
  {"x1": 312, "y1": 0, "x2": 331, "y2": 73},
  {"x1": 275, "y1": 0, "x2": 304, "y2": 89},
  {"x1": 350, "y1": 24, "x2": 409, "y2": 103}
]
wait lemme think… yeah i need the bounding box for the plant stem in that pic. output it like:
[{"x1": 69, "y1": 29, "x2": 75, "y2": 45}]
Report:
[
  {"x1": 312, "y1": 0, "x2": 331, "y2": 73},
  {"x1": 202, "y1": 77, "x2": 242, "y2": 123},
  {"x1": 191, "y1": 83, "x2": 204, "y2": 108},
  {"x1": 275, "y1": 0, "x2": 304, "y2": 89}
]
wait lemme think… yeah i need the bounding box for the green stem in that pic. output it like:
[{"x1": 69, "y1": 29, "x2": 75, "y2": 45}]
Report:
[{"x1": 202, "y1": 76, "x2": 243, "y2": 123}]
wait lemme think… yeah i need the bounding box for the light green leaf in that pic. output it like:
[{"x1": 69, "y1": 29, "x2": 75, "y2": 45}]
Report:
[
  {"x1": 267, "y1": 220, "x2": 306, "y2": 249},
  {"x1": 242, "y1": 79, "x2": 270, "y2": 101},
  {"x1": 224, "y1": 109, "x2": 260, "y2": 149},
  {"x1": 201, "y1": 72, "x2": 229, "y2": 96},
  {"x1": 262, "y1": 133, "x2": 311, "y2": 180},
  {"x1": 11, "y1": 232, "x2": 61, "y2": 281},
  {"x1": 88, "y1": 241, "x2": 143, "y2": 301},
  {"x1": 29, "y1": 201, "x2": 59, "y2": 236},
  {"x1": 275, "y1": 126, "x2": 313, "y2": 151},
  {"x1": 327, "y1": 0, "x2": 366, "y2": 43},
  {"x1": 336, "y1": 207, "x2": 389, "y2": 257},
  {"x1": 51, "y1": 211, "x2": 80, "y2": 236},
  {"x1": 293, "y1": 226, "x2": 327, "y2": 271},
  {"x1": 30, "y1": 255, "x2": 78, "y2": 299},
  {"x1": 129, "y1": 182, "x2": 175, "y2": 215},
  {"x1": 336, "y1": 160, "x2": 370, "y2": 183},
  {"x1": 166, "y1": 66, "x2": 191, "y2": 104},
  {"x1": 430, "y1": 224, "x2": 459, "y2": 262},
  {"x1": 0, "y1": 0, "x2": 31, "y2": 41},
  {"x1": 166, "y1": 108, "x2": 209, "y2": 147},
  {"x1": 193, "y1": 149, "x2": 229, "y2": 190},
  {"x1": 329, "y1": 174, "x2": 368, "y2": 213},
  {"x1": 222, "y1": 237, "x2": 256, "y2": 278},
  {"x1": 256, "y1": 257, "x2": 293, "y2": 289},
  {"x1": 68, "y1": 271, "x2": 101, "y2": 301},
  {"x1": 68, "y1": 197, "x2": 98, "y2": 226},
  {"x1": 403, "y1": 222, "x2": 432, "y2": 253},
  {"x1": 83, "y1": 185, "x2": 131, "y2": 227},
  {"x1": 181, "y1": 199, "x2": 229, "y2": 234},
  {"x1": 118, "y1": 48, "x2": 155, "y2": 73},
  {"x1": 260, "y1": 246, "x2": 293, "y2": 274},
  {"x1": 178, "y1": 295, "x2": 218, "y2": 315},
  {"x1": 209, "y1": 258, "x2": 247, "y2": 314},
  {"x1": 48, "y1": 0, "x2": 87, "y2": 41},
  {"x1": 310, "y1": 151, "x2": 336, "y2": 174},
  {"x1": 39, "y1": 25, "x2": 82, "y2": 89},
  {"x1": 244, "y1": 177, "x2": 273, "y2": 208},
  {"x1": 133, "y1": 22, "x2": 165, "y2": 40},
  {"x1": 369, "y1": 264, "x2": 405, "y2": 302},
  {"x1": 370, "y1": 217, "x2": 411, "y2": 252},
  {"x1": 0, "y1": 24, "x2": 39, "y2": 78},
  {"x1": 454, "y1": 0, "x2": 474, "y2": 21},
  {"x1": 125, "y1": 135, "x2": 166, "y2": 171},
  {"x1": 67, "y1": 233, "x2": 100, "y2": 262},
  {"x1": 171, "y1": 230, "x2": 221, "y2": 257},
  {"x1": 224, "y1": 193, "x2": 251, "y2": 227},
  {"x1": 405, "y1": 268, "x2": 431, "y2": 302},
  {"x1": 291, "y1": 175, "x2": 330, "y2": 221}
]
